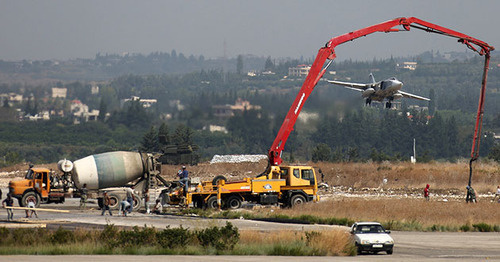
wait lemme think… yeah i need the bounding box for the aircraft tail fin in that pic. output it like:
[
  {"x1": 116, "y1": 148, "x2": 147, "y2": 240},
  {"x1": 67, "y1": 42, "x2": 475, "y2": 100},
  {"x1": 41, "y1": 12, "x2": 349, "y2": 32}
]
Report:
[{"x1": 369, "y1": 73, "x2": 376, "y2": 84}]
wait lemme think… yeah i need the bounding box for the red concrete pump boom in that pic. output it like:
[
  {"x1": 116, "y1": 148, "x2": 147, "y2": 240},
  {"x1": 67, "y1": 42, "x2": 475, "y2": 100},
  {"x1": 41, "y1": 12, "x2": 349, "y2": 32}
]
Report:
[{"x1": 269, "y1": 17, "x2": 494, "y2": 167}]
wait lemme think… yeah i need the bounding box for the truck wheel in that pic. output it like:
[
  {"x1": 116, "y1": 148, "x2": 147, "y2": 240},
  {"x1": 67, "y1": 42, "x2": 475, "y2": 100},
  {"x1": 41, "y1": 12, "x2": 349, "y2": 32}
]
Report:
[
  {"x1": 193, "y1": 197, "x2": 203, "y2": 209},
  {"x1": 212, "y1": 175, "x2": 227, "y2": 185},
  {"x1": 21, "y1": 191, "x2": 40, "y2": 208},
  {"x1": 225, "y1": 196, "x2": 242, "y2": 209},
  {"x1": 205, "y1": 196, "x2": 218, "y2": 209},
  {"x1": 290, "y1": 194, "x2": 306, "y2": 207},
  {"x1": 132, "y1": 193, "x2": 141, "y2": 211},
  {"x1": 107, "y1": 193, "x2": 121, "y2": 209}
]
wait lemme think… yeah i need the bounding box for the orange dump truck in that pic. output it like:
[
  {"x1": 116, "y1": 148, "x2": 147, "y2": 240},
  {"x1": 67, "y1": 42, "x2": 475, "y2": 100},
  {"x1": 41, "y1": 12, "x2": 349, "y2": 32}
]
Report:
[
  {"x1": 9, "y1": 167, "x2": 67, "y2": 207},
  {"x1": 167, "y1": 165, "x2": 319, "y2": 209}
]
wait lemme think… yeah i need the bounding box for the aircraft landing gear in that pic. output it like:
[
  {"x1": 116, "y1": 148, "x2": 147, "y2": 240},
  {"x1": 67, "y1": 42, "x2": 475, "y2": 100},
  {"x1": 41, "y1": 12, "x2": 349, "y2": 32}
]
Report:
[
  {"x1": 385, "y1": 101, "x2": 392, "y2": 108},
  {"x1": 365, "y1": 99, "x2": 372, "y2": 106}
]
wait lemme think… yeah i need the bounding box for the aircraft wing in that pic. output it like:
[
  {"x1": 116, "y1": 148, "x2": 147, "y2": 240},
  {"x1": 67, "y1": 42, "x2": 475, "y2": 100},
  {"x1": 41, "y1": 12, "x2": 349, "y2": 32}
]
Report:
[
  {"x1": 398, "y1": 91, "x2": 430, "y2": 101},
  {"x1": 327, "y1": 80, "x2": 368, "y2": 91}
]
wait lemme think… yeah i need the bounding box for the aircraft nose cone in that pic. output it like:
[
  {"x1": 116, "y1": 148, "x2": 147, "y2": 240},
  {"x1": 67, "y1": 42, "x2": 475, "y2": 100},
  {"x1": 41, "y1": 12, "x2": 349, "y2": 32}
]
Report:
[{"x1": 393, "y1": 80, "x2": 403, "y2": 90}]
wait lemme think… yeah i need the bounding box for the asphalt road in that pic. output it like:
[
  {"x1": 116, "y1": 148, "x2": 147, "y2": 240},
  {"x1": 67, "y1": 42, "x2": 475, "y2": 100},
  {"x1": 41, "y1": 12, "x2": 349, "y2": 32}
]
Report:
[{"x1": 0, "y1": 198, "x2": 499, "y2": 261}]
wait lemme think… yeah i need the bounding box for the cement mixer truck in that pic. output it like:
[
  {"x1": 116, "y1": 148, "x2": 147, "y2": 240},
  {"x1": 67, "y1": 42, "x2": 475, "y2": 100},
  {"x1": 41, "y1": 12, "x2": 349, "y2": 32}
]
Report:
[{"x1": 9, "y1": 151, "x2": 169, "y2": 209}]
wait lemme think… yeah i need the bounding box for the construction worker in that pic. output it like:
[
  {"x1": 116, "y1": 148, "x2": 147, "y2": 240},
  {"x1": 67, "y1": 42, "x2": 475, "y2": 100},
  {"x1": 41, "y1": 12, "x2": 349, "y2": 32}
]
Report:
[
  {"x1": 494, "y1": 185, "x2": 500, "y2": 203},
  {"x1": 101, "y1": 191, "x2": 113, "y2": 216},
  {"x1": 125, "y1": 186, "x2": 135, "y2": 213},
  {"x1": 2, "y1": 193, "x2": 14, "y2": 221},
  {"x1": 79, "y1": 183, "x2": 88, "y2": 209},
  {"x1": 25, "y1": 198, "x2": 38, "y2": 218},
  {"x1": 177, "y1": 166, "x2": 189, "y2": 194},
  {"x1": 152, "y1": 199, "x2": 162, "y2": 214},
  {"x1": 424, "y1": 184, "x2": 430, "y2": 201},
  {"x1": 119, "y1": 200, "x2": 131, "y2": 216},
  {"x1": 466, "y1": 186, "x2": 477, "y2": 203}
]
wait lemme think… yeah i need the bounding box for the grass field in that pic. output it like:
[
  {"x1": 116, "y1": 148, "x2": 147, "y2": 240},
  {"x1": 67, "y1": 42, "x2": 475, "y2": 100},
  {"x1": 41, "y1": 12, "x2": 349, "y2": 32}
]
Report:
[
  {"x1": 270, "y1": 198, "x2": 500, "y2": 231},
  {"x1": 0, "y1": 224, "x2": 355, "y2": 256}
]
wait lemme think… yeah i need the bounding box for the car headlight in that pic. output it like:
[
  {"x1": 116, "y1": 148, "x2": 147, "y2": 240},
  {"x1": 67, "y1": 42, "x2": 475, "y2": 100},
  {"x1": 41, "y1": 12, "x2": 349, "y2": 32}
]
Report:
[
  {"x1": 385, "y1": 240, "x2": 394, "y2": 244},
  {"x1": 361, "y1": 240, "x2": 371, "y2": 245}
]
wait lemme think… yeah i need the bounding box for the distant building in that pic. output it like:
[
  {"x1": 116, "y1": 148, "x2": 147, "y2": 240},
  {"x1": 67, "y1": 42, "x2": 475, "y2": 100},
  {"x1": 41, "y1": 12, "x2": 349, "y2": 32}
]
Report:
[
  {"x1": 203, "y1": 125, "x2": 228, "y2": 133},
  {"x1": 407, "y1": 105, "x2": 428, "y2": 112},
  {"x1": 288, "y1": 64, "x2": 311, "y2": 77},
  {"x1": 212, "y1": 98, "x2": 261, "y2": 118},
  {"x1": 52, "y1": 87, "x2": 67, "y2": 98},
  {"x1": 71, "y1": 99, "x2": 100, "y2": 124},
  {"x1": 90, "y1": 83, "x2": 100, "y2": 95},
  {"x1": 122, "y1": 96, "x2": 158, "y2": 108},
  {"x1": 397, "y1": 61, "x2": 417, "y2": 71},
  {"x1": 0, "y1": 93, "x2": 23, "y2": 106},
  {"x1": 26, "y1": 111, "x2": 50, "y2": 121},
  {"x1": 169, "y1": 100, "x2": 185, "y2": 111}
]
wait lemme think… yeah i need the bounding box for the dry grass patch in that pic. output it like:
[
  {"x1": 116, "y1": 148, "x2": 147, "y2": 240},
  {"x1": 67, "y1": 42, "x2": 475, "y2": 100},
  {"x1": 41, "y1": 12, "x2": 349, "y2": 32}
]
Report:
[
  {"x1": 239, "y1": 229, "x2": 355, "y2": 256},
  {"x1": 315, "y1": 161, "x2": 500, "y2": 193},
  {"x1": 271, "y1": 198, "x2": 500, "y2": 230}
]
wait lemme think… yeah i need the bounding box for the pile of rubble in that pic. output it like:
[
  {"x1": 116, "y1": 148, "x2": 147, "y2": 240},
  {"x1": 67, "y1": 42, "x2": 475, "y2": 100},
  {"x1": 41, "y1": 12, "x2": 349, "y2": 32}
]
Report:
[{"x1": 210, "y1": 154, "x2": 268, "y2": 164}]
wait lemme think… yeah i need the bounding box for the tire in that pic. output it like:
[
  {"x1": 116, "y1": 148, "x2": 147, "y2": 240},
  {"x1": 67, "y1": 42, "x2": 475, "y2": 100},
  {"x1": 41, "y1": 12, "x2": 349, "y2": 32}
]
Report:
[
  {"x1": 21, "y1": 191, "x2": 40, "y2": 208},
  {"x1": 107, "y1": 193, "x2": 121, "y2": 210},
  {"x1": 193, "y1": 197, "x2": 203, "y2": 209},
  {"x1": 132, "y1": 193, "x2": 141, "y2": 211},
  {"x1": 212, "y1": 175, "x2": 227, "y2": 185},
  {"x1": 356, "y1": 244, "x2": 362, "y2": 255},
  {"x1": 225, "y1": 196, "x2": 242, "y2": 209},
  {"x1": 387, "y1": 249, "x2": 393, "y2": 255},
  {"x1": 205, "y1": 196, "x2": 218, "y2": 209},
  {"x1": 289, "y1": 194, "x2": 306, "y2": 207}
]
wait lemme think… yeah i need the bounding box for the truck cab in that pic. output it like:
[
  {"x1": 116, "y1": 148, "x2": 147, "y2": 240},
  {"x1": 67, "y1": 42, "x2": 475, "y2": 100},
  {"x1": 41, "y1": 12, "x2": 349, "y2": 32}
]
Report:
[
  {"x1": 9, "y1": 167, "x2": 65, "y2": 207},
  {"x1": 271, "y1": 165, "x2": 319, "y2": 205}
]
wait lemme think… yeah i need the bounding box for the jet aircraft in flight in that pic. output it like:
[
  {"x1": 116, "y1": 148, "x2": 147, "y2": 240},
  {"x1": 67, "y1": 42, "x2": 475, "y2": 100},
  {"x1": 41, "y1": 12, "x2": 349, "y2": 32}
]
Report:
[{"x1": 327, "y1": 74, "x2": 430, "y2": 108}]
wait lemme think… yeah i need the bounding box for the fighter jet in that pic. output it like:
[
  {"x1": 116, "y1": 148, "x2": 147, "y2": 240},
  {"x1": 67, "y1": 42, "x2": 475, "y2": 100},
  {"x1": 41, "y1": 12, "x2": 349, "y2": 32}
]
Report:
[{"x1": 327, "y1": 74, "x2": 430, "y2": 108}]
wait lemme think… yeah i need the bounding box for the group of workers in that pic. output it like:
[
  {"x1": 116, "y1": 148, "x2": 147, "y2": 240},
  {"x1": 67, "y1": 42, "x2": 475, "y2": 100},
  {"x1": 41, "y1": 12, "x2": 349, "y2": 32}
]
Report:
[
  {"x1": 423, "y1": 184, "x2": 500, "y2": 203},
  {"x1": 81, "y1": 165, "x2": 189, "y2": 216}
]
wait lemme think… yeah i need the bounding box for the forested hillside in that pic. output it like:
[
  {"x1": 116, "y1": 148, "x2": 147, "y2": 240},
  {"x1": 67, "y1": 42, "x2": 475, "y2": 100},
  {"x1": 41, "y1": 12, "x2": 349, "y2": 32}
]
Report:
[{"x1": 0, "y1": 51, "x2": 499, "y2": 166}]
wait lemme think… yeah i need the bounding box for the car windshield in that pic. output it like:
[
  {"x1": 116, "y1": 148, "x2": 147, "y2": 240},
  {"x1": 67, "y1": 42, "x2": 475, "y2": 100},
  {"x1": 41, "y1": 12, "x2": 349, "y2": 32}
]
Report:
[{"x1": 355, "y1": 225, "x2": 385, "y2": 233}]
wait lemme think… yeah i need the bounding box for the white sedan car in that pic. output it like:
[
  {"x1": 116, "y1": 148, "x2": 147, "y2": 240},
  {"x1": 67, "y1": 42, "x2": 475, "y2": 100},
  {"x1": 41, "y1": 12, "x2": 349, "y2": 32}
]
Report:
[{"x1": 351, "y1": 222, "x2": 394, "y2": 255}]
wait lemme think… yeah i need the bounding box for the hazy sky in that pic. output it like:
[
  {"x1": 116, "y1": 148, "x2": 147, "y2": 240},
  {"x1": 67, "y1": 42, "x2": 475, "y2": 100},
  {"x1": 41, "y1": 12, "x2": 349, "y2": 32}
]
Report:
[{"x1": 0, "y1": 0, "x2": 497, "y2": 61}]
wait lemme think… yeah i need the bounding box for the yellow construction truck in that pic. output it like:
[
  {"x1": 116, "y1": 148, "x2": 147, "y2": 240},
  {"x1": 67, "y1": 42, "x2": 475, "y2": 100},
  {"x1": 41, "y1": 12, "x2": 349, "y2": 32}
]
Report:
[
  {"x1": 166, "y1": 165, "x2": 319, "y2": 209},
  {"x1": 8, "y1": 167, "x2": 67, "y2": 207}
]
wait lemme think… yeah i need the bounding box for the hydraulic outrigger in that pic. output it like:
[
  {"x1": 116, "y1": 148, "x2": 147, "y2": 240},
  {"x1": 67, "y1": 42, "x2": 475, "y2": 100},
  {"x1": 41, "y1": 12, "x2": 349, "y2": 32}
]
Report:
[{"x1": 268, "y1": 17, "x2": 494, "y2": 201}]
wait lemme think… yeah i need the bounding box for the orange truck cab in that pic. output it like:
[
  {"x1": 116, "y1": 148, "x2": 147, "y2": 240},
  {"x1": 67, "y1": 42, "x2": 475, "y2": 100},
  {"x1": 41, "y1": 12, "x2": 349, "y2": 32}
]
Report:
[{"x1": 9, "y1": 167, "x2": 65, "y2": 207}]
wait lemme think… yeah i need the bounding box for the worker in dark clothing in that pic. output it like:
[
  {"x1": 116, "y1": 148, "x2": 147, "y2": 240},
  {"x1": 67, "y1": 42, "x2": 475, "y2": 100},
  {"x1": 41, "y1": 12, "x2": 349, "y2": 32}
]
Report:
[
  {"x1": 466, "y1": 186, "x2": 477, "y2": 203},
  {"x1": 177, "y1": 166, "x2": 189, "y2": 194},
  {"x1": 79, "y1": 183, "x2": 88, "y2": 209},
  {"x1": 101, "y1": 191, "x2": 113, "y2": 216},
  {"x1": 2, "y1": 193, "x2": 14, "y2": 221}
]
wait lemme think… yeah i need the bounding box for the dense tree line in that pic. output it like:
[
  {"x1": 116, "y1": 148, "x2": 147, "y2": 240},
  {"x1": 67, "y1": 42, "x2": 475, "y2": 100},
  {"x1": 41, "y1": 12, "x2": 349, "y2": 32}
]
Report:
[{"x1": 1, "y1": 52, "x2": 499, "y2": 166}]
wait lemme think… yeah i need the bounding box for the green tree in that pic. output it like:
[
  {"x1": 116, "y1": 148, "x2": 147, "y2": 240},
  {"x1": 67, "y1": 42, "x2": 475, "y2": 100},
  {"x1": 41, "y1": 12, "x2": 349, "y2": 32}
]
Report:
[
  {"x1": 312, "y1": 143, "x2": 331, "y2": 162},
  {"x1": 264, "y1": 56, "x2": 274, "y2": 71},
  {"x1": 172, "y1": 124, "x2": 194, "y2": 146},
  {"x1": 488, "y1": 143, "x2": 500, "y2": 162},
  {"x1": 158, "y1": 122, "x2": 171, "y2": 145},
  {"x1": 140, "y1": 126, "x2": 158, "y2": 152},
  {"x1": 98, "y1": 99, "x2": 107, "y2": 122},
  {"x1": 429, "y1": 89, "x2": 436, "y2": 115},
  {"x1": 236, "y1": 55, "x2": 243, "y2": 75}
]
